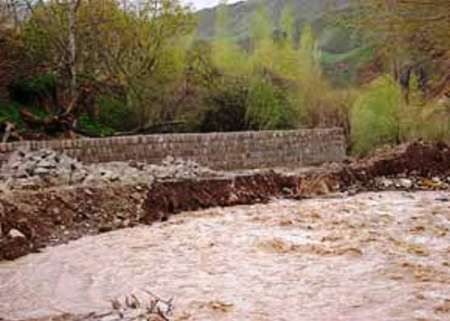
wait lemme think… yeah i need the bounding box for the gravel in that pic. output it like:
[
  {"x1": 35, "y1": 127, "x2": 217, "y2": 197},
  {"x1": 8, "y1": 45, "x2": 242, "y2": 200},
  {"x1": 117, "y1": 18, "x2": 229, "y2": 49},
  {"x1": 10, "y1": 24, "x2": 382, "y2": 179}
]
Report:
[{"x1": 0, "y1": 149, "x2": 220, "y2": 190}]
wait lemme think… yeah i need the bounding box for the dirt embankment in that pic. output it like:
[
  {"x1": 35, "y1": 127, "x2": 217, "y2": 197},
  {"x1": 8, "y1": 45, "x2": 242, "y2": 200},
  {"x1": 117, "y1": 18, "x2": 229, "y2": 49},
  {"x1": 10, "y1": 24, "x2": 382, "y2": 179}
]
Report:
[
  {"x1": 339, "y1": 142, "x2": 450, "y2": 184},
  {"x1": 1, "y1": 142, "x2": 449, "y2": 262},
  {"x1": 0, "y1": 184, "x2": 149, "y2": 260},
  {"x1": 142, "y1": 173, "x2": 298, "y2": 223}
]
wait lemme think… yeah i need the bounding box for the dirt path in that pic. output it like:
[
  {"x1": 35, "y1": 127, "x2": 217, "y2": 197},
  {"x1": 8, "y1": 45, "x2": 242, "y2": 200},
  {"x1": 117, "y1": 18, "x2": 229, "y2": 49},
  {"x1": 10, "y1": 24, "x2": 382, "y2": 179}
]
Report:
[{"x1": 1, "y1": 191, "x2": 449, "y2": 321}]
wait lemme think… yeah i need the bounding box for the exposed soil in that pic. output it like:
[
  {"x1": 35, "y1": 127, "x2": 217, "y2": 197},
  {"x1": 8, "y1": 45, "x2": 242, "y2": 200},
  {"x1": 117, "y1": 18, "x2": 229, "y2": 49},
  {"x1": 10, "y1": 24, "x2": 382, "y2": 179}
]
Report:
[
  {"x1": 0, "y1": 173, "x2": 301, "y2": 261},
  {"x1": 0, "y1": 142, "x2": 449, "y2": 262},
  {"x1": 339, "y1": 142, "x2": 450, "y2": 184},
  {"x1": 142, "y1": 173, "x2": 298, "y2": 223},
  {"x1": 0, "y1": 184, "x2": 149, "y2": 260}
]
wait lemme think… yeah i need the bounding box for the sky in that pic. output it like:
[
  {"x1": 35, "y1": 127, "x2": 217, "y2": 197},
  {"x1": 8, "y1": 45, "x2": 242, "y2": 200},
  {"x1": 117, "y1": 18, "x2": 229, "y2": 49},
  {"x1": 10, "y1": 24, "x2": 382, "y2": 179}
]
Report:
[{"x1": 183, "y1": 0, "x2": 244, "y2": 10}]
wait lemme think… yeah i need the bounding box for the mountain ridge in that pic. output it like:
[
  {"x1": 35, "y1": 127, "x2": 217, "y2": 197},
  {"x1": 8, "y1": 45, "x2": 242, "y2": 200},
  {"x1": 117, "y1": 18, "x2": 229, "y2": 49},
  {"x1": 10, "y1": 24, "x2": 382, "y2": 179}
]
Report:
[{"x1": 195, "y1": 0, "x2": 354, "y2": 52}]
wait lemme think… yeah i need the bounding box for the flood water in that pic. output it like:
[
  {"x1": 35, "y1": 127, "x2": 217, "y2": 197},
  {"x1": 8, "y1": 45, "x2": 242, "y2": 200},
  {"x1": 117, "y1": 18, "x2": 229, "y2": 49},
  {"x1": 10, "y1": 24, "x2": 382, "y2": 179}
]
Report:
[{"x1": 1, "y1": 192, "x2": 449, "y2": 321}]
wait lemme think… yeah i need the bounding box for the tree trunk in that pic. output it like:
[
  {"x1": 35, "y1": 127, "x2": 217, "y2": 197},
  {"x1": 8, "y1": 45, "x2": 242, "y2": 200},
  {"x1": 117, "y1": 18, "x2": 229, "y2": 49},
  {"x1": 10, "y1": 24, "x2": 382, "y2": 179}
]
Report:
[{"x1": 67, "y1": 0, "x2": 80, "y2": 103}]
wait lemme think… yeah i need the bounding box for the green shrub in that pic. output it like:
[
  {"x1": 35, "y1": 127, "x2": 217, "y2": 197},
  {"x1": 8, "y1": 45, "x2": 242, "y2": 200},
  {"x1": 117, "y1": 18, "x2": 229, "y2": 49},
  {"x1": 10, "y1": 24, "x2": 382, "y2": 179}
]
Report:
[
  {"x1": 8, "y1": 73, "x2": 57, "y2": 106},
  {"x1": 400, "y1": 75, "x2": 450, "y2": 143},
  {"x1": 96, "y1": 96, "x2": 137, "y2": 132},
  {"x1": 198, "y1": 78, "x2": 253, "y2": 132},
  {"x1": 78, "y1": 115, "x2": 115, "y2": 137},
  {"x1": 0, "y1": 102, "x2": 24, "y2": 128},
  {"x1": 351, "y1": 75, "x2": 401, "y2": 155},
  {"x1": 408, "y1": 101, "x2": 450, "y2": 142},
  {"x1": 246, "y1": 75, "x2": 295, "y2": 130}
]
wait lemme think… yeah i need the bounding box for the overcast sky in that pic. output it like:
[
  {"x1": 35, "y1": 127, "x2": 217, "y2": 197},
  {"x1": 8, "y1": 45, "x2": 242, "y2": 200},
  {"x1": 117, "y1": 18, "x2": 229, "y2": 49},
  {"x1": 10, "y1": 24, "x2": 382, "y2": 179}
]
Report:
[{"x1": 183, "y1": 0, "x2": 243, "y2": 10}]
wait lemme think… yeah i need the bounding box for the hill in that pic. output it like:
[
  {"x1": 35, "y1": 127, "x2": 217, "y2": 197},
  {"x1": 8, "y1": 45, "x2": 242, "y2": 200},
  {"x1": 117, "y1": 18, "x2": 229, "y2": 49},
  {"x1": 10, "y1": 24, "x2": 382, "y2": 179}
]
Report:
[{"x1": 195, "y1": 0, "x2": 372, "y2": 85}]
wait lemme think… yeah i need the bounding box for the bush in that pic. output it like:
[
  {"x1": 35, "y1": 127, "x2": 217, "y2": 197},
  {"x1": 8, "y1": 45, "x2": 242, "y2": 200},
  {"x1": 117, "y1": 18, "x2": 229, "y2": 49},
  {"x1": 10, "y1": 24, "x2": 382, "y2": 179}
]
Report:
[
  {"x1": 246, "y1": 75, "x2": 296, "y2": 130},
  {"x1": 78, "y1": 115, "x2": 115, "y2": 137},
  {"x1": 8, "y1": 73, "x2": 57, "y2": 107},
  {"x1": 0, "y1": 102, "x2": 24, "y2": 128},
  {"x1": 351, "y1": 75, "x2": 401, "y2": 155},
  {"x1": 198, "y1": 78, "x2": 253, "y2": 132},
  {"x1": 407, "y1": 101, "x2": 450, "y2": 143},
  {"x1": 96, "y1": 96, "x2": 138, "y2": 132}
]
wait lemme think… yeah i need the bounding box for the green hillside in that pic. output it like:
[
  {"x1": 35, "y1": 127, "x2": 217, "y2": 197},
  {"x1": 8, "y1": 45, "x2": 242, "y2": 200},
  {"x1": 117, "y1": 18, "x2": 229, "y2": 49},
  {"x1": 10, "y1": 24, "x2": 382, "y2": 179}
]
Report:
[{"x1": 195, "y1": 0, "x2": 372, "y2": 85}]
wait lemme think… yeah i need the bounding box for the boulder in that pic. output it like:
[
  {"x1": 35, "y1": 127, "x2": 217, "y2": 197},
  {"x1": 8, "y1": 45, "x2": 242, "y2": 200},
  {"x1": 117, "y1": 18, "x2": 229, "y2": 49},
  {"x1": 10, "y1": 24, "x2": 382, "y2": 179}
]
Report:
[
  {"x1": 399, "y1": 178, "x2": 413, "y2": 189},
  {"x1": 8, "y1": 228, "x2": 26, "y2": 239}
]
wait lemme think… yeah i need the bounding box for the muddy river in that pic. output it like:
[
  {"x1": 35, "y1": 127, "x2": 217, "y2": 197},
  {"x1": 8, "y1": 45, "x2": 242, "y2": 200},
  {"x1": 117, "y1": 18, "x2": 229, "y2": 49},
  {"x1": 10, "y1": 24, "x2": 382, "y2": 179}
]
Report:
[{"x1": 1, "y1": 192, "x2": 449, "y2": 321}]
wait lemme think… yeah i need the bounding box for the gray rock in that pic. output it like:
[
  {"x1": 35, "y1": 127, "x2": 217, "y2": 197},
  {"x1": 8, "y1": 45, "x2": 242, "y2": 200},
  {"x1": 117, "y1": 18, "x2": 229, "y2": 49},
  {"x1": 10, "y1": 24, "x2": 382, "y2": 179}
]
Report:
[
  {"x1": 380, "y1": 178, "x2": 394, "y2": 188},
  {"x1": 8, "y1": 228, "x2": 26, "y2": 239},
  {"x1": 121, "y1": 219, "x2": 131, "y2": 228},
  {"x1": 34, "y1": 167, "x2": 52, "y2": 175},
  {"x1": 1, "y1": 149, "x2": 218, "y2": 189},
  {"x1": 36, "y1": 160, "x2": 56, "y2": 169},
  {"x1": 399, "y1": 178, "x2": 413, "y2": 189}
]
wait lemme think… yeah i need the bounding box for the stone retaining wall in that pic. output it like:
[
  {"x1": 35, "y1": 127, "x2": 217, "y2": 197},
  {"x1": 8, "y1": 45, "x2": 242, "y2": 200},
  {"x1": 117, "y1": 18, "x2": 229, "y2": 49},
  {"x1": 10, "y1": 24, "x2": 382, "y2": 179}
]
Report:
[{"x1": 0, "y1": 128, "x2": 345, "y2": 170}]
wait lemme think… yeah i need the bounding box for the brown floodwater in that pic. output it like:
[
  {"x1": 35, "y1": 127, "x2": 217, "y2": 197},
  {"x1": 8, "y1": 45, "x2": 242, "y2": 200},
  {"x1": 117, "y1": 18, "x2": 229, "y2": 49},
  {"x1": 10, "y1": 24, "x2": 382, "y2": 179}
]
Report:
[{"x1": 1, "y1": 192, "x2": 449, "y2": 321}]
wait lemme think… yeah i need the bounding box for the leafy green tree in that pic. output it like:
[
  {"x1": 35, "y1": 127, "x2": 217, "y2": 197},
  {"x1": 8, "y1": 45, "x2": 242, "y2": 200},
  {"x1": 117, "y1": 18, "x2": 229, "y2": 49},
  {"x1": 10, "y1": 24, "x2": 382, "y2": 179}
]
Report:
[
  {"x1": 343, "y1": 0, "x2": 449, "y2": 96},
  {"x1": 279, "y1": 0, "x2": 295, "y2": 46},
  {"x1": 246, "y1": 75, "x2": 295, "y2": 130},
  {"x1": 23, "y1": 0, "x2": 194, "y2": 128},
  {"x1": 211, "y1": 1, "x2": 249, "y2": 76},
  {"x1": 351, "y1": 75, "x2": 402, "y2": 155}
]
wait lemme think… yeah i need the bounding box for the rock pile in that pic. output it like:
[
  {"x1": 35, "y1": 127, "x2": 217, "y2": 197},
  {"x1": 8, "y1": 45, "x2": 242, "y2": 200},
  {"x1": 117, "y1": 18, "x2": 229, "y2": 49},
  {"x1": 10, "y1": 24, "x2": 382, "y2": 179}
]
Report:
[
  {"x1": 0, "y1": 149, "x2": 220, "y2": 190},
  {"x1": 154, "y1": 156, "x2": 218, "y2": 179},
  {"x1": 0, "y1": 149, "x2": 88, "y2": 189},
  {"x1": 83, "y1": 158, "x2": 220, "y2": 186}
]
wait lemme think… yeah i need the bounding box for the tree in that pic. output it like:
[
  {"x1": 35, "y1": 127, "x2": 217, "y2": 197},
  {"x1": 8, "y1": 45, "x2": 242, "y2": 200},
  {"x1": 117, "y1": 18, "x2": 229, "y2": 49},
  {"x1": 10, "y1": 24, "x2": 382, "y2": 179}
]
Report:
[
  {"x1": 211, "y1": 1, "x2": 249, "y2": 76},
  {"x1": 351, "y1": 75, "x2": 402, "y2": 155},
  {"x1": 343, "y1": 0, "x2": 450, "y2": 98},
  {"x1": 21, "y1": 0, "x2": 194, "y2": 130},
  {"x1": 0, "y1": 2, "x2": 28, "y2": 103},
  {"x1": 84, "y1": 0, "x2": 194, "y2": 126}
]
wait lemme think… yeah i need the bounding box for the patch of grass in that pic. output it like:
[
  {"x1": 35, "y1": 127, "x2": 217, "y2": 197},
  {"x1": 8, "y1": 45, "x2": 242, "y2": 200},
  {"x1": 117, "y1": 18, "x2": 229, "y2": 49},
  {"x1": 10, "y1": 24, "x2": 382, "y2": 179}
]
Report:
[
  {"x1": 0, "y1": 102, "x2": 24, "y2": 128},
  {"x1": 78, "y1": 115, "x2": 115, "y2": 137}
]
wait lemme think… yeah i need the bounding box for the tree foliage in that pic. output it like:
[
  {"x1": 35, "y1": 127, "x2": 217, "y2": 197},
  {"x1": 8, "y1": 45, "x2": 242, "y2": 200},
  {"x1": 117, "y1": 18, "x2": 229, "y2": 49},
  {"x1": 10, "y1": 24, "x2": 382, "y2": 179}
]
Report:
[
  {"x1": 351, "y1": 75, "x2": 401, "y2": 155},
  {"x1": 1, "y1": 0, "x2": 190, "y2": 133},
  {"x1": 343, "y1": 0, "x2": 450, "y2": 97},
  {"x1": 0, "y1": 0, "x2": 447, "y2": 150}
]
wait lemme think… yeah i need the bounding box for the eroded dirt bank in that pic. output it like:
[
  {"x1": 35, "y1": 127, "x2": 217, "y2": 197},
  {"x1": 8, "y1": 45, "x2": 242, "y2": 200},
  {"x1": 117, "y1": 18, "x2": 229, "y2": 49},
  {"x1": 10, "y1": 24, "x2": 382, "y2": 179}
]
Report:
[
  {"x1": 1, "y1": 192, "x2": 449, "y2": 321},
  {"x1": 1, "y1": 142, "x2": 449, "y2": 261},
  {"x1": 0, "y1": 173, "x2": 300, "y2": 261}
]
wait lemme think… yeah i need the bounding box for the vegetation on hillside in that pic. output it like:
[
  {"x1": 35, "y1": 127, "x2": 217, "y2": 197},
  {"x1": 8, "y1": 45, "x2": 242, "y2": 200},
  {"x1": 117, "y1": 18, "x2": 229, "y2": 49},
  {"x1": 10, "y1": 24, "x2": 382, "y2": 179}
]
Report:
[{"x1": 0, "y1": 0, "x2": 448, "y2": 154}]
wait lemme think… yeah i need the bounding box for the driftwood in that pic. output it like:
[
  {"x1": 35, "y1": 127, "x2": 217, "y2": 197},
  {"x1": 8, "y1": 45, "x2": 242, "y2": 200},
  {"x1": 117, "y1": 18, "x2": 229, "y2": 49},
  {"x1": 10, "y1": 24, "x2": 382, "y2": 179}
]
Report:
[{"x1": 19, "y1": 108, "x2": 77, "y2": 139}]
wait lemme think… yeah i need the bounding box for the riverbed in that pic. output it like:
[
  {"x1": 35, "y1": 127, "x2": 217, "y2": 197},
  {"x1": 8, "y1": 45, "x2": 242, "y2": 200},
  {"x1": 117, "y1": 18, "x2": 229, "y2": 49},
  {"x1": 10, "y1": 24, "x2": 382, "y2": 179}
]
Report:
[{"x1": 1, "y1": 192, "x2": 449, "y2": 321}]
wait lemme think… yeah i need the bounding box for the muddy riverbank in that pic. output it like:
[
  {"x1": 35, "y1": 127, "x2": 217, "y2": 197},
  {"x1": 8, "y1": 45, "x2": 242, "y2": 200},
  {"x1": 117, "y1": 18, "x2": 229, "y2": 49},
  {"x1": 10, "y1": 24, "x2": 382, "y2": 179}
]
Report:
[
  {"x1": 1, "y1": 142, "x2": 449, "y2": 261},
  {"x1": 1, "y1": 191, "x2": 449, "y2": 321}
]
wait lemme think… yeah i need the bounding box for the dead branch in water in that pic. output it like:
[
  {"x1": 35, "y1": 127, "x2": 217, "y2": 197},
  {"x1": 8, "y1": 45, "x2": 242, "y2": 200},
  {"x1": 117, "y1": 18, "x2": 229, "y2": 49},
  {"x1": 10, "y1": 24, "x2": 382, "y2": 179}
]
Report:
[{"x1": 108, "y1": 290, "x2": 174, "y2": 321}]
